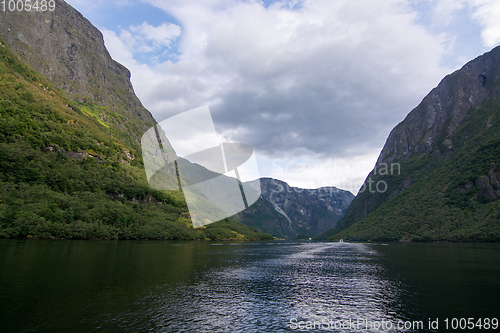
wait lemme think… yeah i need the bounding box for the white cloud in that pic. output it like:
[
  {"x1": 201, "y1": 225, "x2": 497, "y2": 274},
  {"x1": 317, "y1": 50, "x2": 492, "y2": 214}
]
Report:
[
  {"x1": 429, "y1": 0, "x2": 467, "y2": 27},
  {"x1": 66, "y1": 0, "x2": 132, "y2": 12},
  {"x1": 135, "y1": 0, "x2": 451, "y2": 143},
  {"x1": 129, "y1": 21, "x2": 181, "y2": 49},
  {"x1": 469, "y1": 0, "x2": 500, "y2": 47},
  {"x1": 94, "y1": 0, "x2": 497, "y2": 190},
  {"x1": 107, "y1": 21, "x2": 181, "y2": 56},
  {"x1": 258, "y1": 151, "x2": 381, "y2": 194},
  {"x1": 101, "y1": 29, "x2": 137, "y2": 66},
  {"x1": 419, "y1": 0, "x2": 500, "y2": 48}
]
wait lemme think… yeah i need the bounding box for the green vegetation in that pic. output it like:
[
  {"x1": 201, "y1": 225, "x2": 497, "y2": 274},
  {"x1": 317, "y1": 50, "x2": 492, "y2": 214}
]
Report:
[
  {"x1": 202, "y1": 219, "x2": 273, "y2": 241},
  {"x1": 77, "y1": 102, "x2": 110, "y2": 128},
  {"x1": 0, "y1": 38, "x2": 272, "y2": 241},
  {"x1": 326, "y1": 99, "x2": 500, "y2": 242},
  {"x1": 232, "y1": 196, "x2": 290, "y2": 239}
]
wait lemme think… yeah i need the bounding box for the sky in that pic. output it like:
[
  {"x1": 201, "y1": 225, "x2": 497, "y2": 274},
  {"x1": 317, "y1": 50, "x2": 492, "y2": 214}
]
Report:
[{"x1": 65, "y1": 0, "x2": 500, "y2": 194}]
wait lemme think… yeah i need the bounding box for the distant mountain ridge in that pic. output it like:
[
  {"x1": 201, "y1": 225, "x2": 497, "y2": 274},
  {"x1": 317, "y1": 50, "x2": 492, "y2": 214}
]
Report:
[
  {"x1": 236, "y1": 178, "x2": 354, "y2": 239},
  {"x1": 322, "y1": 45, "x2": 500, "y2": 242}
]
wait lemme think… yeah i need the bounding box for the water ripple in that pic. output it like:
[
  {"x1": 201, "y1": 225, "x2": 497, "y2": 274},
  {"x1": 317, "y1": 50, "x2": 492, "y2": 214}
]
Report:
[{"x1": 125, "y1": 242, "x2": 416, "y2": 332}]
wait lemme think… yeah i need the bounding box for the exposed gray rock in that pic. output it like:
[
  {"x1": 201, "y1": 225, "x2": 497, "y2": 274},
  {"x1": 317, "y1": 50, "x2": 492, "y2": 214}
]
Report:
[
  {"x1": 259, "y1": 178, "x2": 354, "y2": 237},
  {"x1": 377, "y1": 46, "x2": 500, "y2": 167},
  {"x1": 348, "y1": 45, "x2": 500, "y2": 221},
  {"x1": 0, "y1": 0, "x2": 156, "y2": 145}
]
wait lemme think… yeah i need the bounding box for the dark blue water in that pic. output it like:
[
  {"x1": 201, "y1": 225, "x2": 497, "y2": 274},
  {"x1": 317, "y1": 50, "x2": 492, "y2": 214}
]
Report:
[{"x1": 0, "y1": 240, "x2": 499, "y2": 332}]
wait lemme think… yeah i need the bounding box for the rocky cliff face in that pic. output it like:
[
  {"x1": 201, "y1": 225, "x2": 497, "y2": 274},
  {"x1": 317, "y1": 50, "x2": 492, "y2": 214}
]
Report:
[
  {"x1": 349, "y1": 46, "x2": 500, "y2": 222},
  {"x1": 377, "y1": 46, "x2": 500, "y2": 166},
  {"x1": 324, "y1": 45, "x2": 500, "y2": 241},
  {"x1": 0, "y1": 0, "x2": 155, "y2": 145},
  {"x1": 257, "y1": 178, "x2": 354, "y2": 238}
]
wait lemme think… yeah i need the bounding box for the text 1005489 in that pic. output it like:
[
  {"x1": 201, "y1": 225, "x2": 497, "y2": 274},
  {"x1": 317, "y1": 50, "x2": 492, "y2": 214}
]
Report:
[{"x1": 1, "y1": 0, "x2": 55, "y2": 12}]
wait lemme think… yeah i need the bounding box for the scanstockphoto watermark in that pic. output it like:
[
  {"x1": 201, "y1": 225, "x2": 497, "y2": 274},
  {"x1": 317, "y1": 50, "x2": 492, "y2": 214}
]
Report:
[
  {"x1": 289, "y1": 317, "x2": 499, "y2": 331},
  {"x1": 289, "y1": 317, "x2": 426, "y2": 331},
  {"x1": 358, "y1": 162, "x2": 400, "y2": 194}
]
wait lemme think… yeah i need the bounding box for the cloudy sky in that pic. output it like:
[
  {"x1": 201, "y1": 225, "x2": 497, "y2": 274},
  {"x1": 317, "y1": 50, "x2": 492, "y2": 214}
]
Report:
[{"x1": 66, "y1": 0, "x2": 500, "y2": 194}]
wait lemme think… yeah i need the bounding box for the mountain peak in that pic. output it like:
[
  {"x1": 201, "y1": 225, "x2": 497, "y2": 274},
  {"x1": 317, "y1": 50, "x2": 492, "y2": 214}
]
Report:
[{"x1": 254, "y1": 178, "x2": 354, "y2": 238}]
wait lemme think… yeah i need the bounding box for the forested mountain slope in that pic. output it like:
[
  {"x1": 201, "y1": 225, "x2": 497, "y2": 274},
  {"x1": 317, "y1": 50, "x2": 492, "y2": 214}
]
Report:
[
  {"x1": 322, "y1": 46, "x2": 500, "y2": 242},
  {"x1": 0, "y1": 5, "x2": 272, "y2": 241}
]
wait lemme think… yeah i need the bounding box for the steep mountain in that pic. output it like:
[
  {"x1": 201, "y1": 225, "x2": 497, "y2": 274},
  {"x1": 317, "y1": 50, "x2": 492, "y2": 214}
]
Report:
[
  {"x1": 0, "y1": 0, "x2": 155, "y2": 147},
  {"x1": 237, "y1": 178, "x2": 354, "y2": 239},
  {"x1": 323, "y1": 45, "x2": 500, "y2": 242},
  {"x1": 0, "y1": 3, "x2": 272, "y2": 241},
  {"x1": 233, "y1": 196, "x2": 291, "y2": 239}
]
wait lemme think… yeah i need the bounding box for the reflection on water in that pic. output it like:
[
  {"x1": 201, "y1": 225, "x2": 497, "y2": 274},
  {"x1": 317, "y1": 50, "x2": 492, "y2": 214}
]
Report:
[
  {"x1": 140, "y1": 242, "x2": 411, "y2": 332},
  {"x1": 1, "y1": 240, "x2": 499, "y2": 332},
  {"x1": 137, "y1": 243, "x2": 406, "y2": 332}
]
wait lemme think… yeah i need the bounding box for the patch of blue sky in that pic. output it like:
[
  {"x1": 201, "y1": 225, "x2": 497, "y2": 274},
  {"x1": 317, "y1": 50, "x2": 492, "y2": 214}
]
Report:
[
  {"x1": 134, "y1": 47, "x2": 180, "y2": 65},
  {"x1": 260, "y1": 0, "x2": 304, "y2": 10},
  {"x1": 72, "y1": 1, "x2": 182, "y2": 64},
  {"x1": 408, "y1": 1, "x2": 487, "y2": 70}
]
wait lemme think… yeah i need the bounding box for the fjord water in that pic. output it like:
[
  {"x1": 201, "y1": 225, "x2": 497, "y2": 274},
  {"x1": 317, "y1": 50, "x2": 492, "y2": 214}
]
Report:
[{"x1": 1, "y1": 240, "x2": 499, "y2": 332}]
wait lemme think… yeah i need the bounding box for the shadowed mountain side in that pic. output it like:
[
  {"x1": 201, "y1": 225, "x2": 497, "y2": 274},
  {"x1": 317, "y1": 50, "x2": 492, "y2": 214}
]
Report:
[
  {"x1": 246, "y1": 178, "x2": 355, "y2": 239},
  {"x1": 232, "y1": 196, "x2": 291, "y2": 239}
]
